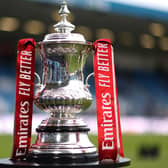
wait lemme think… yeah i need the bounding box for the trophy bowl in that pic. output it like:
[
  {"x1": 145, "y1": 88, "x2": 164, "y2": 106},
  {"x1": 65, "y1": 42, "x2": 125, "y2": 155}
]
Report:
[{"x1": 34, "y1": 42, "x2": 93, "y2": 116}]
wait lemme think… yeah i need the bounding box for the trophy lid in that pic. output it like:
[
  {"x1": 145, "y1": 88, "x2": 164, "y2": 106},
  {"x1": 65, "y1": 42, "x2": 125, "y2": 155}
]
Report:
[{"x1": 43, "y1": 0, "x2": 88, "y2": 44}]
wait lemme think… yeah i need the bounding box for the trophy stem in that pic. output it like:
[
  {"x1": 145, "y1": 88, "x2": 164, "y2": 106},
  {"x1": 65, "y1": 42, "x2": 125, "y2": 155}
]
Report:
[{"x1": 50, "y1": 112, "x2": 75, "y2": 119}]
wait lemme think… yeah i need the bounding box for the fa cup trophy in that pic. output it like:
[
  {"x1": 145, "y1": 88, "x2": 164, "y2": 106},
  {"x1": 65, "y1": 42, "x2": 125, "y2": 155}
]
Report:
[
  {"x1": 27, "y1": 1, "x2": 97, "y2": 164},
  {"x1": 0, "y1": 0, "x2": 130, "y2": 167}
]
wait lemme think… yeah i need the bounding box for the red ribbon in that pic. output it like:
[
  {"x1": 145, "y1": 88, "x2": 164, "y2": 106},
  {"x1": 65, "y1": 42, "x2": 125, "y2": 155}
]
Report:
[
  {"x1": 93, "y1": 39, "x2": 124, "y2": 162},
  {"x1": 11, "y1": 39, "x2": 36, "y2": 160}
]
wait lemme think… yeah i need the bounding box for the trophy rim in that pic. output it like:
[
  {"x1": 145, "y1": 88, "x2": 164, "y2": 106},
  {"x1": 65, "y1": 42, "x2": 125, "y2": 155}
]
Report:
[{"x1": 38, "y1": 40, "x2": 92, "y2": 46}]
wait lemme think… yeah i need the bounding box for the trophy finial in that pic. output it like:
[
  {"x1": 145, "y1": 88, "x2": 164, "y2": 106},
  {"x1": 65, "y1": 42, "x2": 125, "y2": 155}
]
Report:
[{"x1": 54, "y1": 0, "x2": 75, "y2": 33}]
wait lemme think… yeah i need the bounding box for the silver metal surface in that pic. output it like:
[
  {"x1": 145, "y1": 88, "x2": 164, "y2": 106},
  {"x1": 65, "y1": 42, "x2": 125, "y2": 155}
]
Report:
[
  {"x1": 43, "y1": 0, "x2": 87, "y2": 43},
  {"x1": 29, "y1": 131, "x2": 97, "y2": 155},
  {"x1": 54, "y1": 0, "x2": 75, "y2": 33},
  {"x1": 40, "y1": 117, "x2": 86, "y2": 127},
  {"x1": 34, "y1": 43, "x2": 93, "y2": 115}
]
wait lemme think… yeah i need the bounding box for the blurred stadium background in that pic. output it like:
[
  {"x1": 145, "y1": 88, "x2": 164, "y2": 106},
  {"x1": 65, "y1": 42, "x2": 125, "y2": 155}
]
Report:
[{"x1": 0, "y1": 0, "x2": 168, "y2": 167}]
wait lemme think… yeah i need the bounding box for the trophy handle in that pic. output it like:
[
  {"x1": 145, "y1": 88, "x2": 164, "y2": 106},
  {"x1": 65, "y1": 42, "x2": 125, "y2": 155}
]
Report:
[
  {"x1": 35, "y1": 72, "x2": 42, "y2": 89},
  {"x1": 85, "y1": 72, "x2": 94, "y2": 88}
]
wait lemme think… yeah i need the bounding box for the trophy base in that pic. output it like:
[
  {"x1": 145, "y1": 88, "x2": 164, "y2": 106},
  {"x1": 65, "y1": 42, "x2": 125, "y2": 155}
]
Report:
[
  {"x1": 28, "y1": 124, "x2": 98, "y2": 164},
  {"x1": 26, "y1": 152, "x2": 98, "y2": 164},
  {"x1": 0, "y1": 157, "x2": 130, "y2": 168}
]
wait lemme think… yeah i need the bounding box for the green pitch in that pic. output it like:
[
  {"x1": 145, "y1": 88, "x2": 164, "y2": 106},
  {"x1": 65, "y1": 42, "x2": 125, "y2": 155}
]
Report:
[{"x1": 0, "y1": 134, "x2": 168, "y2": 168}]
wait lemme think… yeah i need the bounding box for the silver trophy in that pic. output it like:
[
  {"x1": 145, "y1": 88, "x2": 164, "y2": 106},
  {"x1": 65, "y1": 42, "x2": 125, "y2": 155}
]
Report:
[
  {"x1": 28, "y1": 0, "x2": 98, "y2": 164},
  {"x1": 0, "y1": 1, "x2": 131, "y2": 167}
]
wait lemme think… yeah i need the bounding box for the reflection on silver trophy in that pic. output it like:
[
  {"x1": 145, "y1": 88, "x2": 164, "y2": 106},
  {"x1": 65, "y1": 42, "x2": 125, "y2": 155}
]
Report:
[{"x1": 28, "y1": 1, "x2": 98, "y2": 164}]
